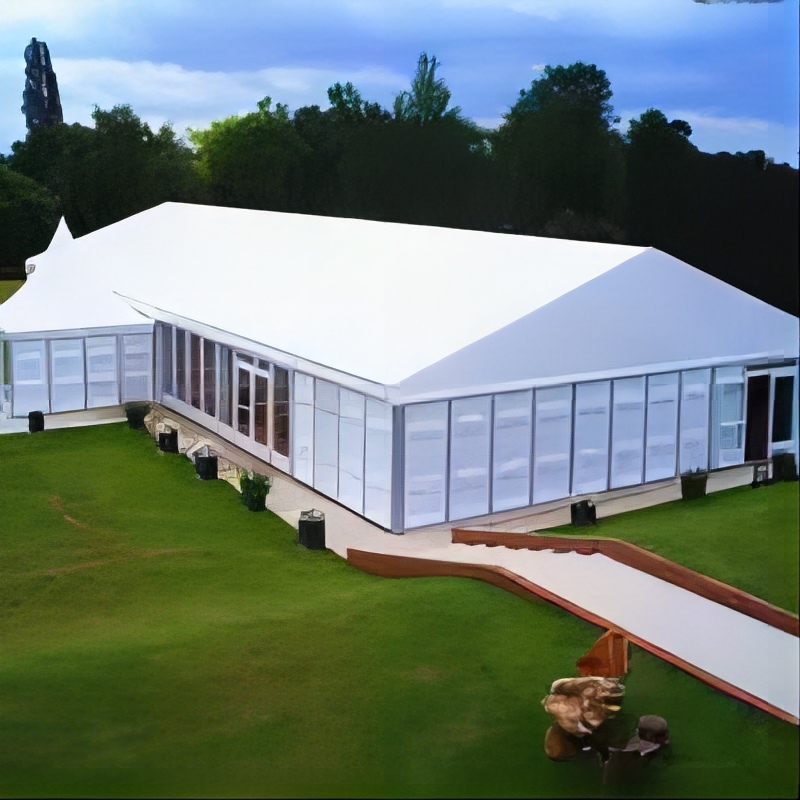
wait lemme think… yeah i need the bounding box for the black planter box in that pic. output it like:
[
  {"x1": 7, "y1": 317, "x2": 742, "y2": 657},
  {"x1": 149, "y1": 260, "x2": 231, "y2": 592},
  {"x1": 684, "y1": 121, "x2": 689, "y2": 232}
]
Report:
[
  {"x1": 570, "y1": 500, "x2": 597, "y2": 527},
  {"x1": 681, "y1": 472, "x2": 708, "y2": 500},
  {"x1": 125, "y1": 404, "x2": 148, "y2": 430},
  {"x1": 299, "y1": 510, "x2": 326, "y2": 549},
  {"x1": 195, "y1": 455, "x2": 218, "y2": 481},
  {"x1": 772, "y1": 453, "x2": 798, "y2": 482},
  {"x1": 158, "y1": 430, "x2": 179, "y2": 453},
  {"x1": 28, "y1": 410, "x2": 44, "y2": 433}
]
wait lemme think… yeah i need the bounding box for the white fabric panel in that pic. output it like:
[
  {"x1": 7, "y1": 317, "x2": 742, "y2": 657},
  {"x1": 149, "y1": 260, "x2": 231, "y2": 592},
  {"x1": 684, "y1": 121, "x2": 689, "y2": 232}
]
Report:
[
  {"x1": 364, "y1": 398, "x2": 392, "y2": 528},
  {"x1": 121, "y1": 334, "x2": 152, "y2": 402},
  {"x1": 50, "y1": 338, "x2": 85, "y2": 412},
  {"x1": 712, "y1": 367, "x2": 745, "y2": 468},
  {"x1": 449, "y1": 395, "x2": 491, "y2": 520},
  {"x1": 645, "y1": 372, "x2": 679, "y2": 482},
  {"x1": 218, "y1": 346, "x2": 232, "y2": 426},
  {"x1": 314, "y1": 379, "x2": 339, "y2": 497},
  {"x1": 533, "y1": 386, "x2": 573, "y2": 504},
  {"x1": 11, "y1": 340, "x2": 48, "y2": 416},
  {"x1": 86, "y1": 336, "x2": 118, "y2": 408},
  {"x1": 610, "y1": 377, "x2": 645, "y2": 488},
  {"x1": 404, "y1": 402, "x2": 448, "y2": 528},
  {"x1": 679, "y1": 369, "x2": 711, "y2": 472},
  {"x1": 572, "y1": 381, "x2": 610, "y2": 495},
  {"x1": 338, "y1": 389, "x2": 365, "y2": 513},
  {"x1": 492, "y1": 390, "x2": 532, "y2": 512}
]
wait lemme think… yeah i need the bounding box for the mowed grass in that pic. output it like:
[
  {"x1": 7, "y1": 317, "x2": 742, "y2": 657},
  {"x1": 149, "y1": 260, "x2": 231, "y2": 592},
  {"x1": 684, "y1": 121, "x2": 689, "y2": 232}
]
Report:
[
  {"x1": 544, "y1": 482, "x2": 799, "y2": 614},
  {"x1": 1, "y1": 424, "x2": 797, "y2": 798},
  {"x1": 0, "y1": 279, "x2": 24, "y2": 303}
]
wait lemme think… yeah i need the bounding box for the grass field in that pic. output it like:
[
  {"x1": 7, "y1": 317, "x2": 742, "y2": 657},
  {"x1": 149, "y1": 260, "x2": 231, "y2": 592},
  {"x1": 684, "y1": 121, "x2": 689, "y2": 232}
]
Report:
[
  {"x1": 0, "y1": 279, "x2": 24, "y2": 303},
  {"x1": 1, "y1": 424, "x2": 797, "y2": 798}
]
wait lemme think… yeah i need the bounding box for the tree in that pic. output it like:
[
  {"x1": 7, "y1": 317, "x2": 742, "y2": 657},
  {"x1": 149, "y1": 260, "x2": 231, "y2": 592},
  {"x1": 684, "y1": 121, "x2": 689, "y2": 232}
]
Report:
[
  {"x1": 393, "y1": 52, "x2": 462, "y2": 125},
  {"x1": 189, "y1": 97, "x2": 310, "y2": 211},
  {"x1": 0, "y1": 167, "x2": 59, "y2": 274}
]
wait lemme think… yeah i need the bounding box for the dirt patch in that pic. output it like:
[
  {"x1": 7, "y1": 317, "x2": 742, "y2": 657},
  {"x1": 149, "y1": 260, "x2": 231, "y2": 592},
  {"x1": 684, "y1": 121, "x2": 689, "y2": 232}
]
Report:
[
  {"x1": 37, "y1": 548, "x2": 196, "y2": 576},
  {"x1": 48, "y1": 495, "x2": 84, "y2": 527}
]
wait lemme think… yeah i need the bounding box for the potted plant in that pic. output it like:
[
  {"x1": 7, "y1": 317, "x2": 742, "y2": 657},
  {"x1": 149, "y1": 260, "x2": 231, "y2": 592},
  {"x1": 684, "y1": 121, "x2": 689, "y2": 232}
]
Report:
[
  {"x1": 680, "y1": 467, "x2": 708, "y2": 500},
  {"x1": 239, "y1": 470, "x2": 271, "y2": 511}
]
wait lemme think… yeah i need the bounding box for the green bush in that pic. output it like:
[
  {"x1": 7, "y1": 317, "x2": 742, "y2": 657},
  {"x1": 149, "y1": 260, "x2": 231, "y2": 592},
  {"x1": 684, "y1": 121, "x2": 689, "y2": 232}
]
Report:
[{"x1": 239, "y1": 469, "x2": 271, "y2": 511}]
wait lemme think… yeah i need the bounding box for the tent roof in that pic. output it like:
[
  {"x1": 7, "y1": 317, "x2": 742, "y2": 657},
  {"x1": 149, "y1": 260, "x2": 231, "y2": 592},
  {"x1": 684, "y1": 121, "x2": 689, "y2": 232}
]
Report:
[{"x1": 1, "y1": 202, "x2": 796, "y2": 396}]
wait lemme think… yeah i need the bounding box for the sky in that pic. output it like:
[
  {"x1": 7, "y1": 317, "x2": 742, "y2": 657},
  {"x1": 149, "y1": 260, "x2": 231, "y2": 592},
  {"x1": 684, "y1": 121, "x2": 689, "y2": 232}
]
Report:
[{"x1": 1, "y1": 0, "x2": 798, "y2": 166}]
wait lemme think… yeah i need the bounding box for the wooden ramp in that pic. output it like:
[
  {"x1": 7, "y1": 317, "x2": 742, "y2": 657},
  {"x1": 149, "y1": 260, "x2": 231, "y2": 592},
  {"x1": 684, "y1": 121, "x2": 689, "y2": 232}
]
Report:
[{"x1": 347, "y1": 544, "x2": 799, "y2": 726}]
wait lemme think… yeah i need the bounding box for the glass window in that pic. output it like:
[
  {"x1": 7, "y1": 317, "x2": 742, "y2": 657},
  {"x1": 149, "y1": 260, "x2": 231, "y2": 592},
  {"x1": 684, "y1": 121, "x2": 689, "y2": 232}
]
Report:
[
  {"x1": 50, "y1": 338, "x2": 85, "y2": 412},
  {"x1": 314, "y1": 379, "x2": 339, "y2": 498},
  {"x1": 610, "y1": 377, "x2": 645, "y2": 489},
  {"x1": 339, "y1": 389, "x2": 365, "y2": 513},
  {"x1": 273, "y1": 367, "x2": 290, "y2": 457},
  {"x1": 772, "y1": 376, "x2": 794, "y2": 443},
  {"x1": 533, "y1": 386, "x2": 573, "y2": 504},
  {"x1": 237, "y1": 366, "x2": 250, "y2": 435},
  {"x1": 292, "y1": 373, "x2": 314, "y2": 485},
  {"x1": 219, "y1": 346, "x2": 232, "y2": 426},
  {"x1": 175, "y1": 328, "x2": 186, "y2": 402},
  {"x1": 203, "y1": 339, "x2": 216, "y2": 417},
  {"x1": 404, "y1": 402, "x2": 448, "y2": 528},
  {"x1": 190, "y1": 334, "x2": 201, "y2": 409},
  {"x1": 254, "y1": 374, "x2": 268, "y2": 445},
  {"x1": 572, "y1": 382, "x2": 610, "y2": 495},
  {"x1": 161, "y1": 325, "x2": 173, "y2": 396},
  {"x1": 86, "y1": 336, "x2": 118, "y2": 409},
  {"x1": 12, "y1": 340, "x2": 48, "y2": 416},
  {"x1": 712, "y1": 367, "x2": 745, "y2": 468},
  {"x1": 679, "y1": 370, "x2": 710, "y2": 473},
  {"x1": 365, "y1": 399, "x2": 393, "y2": 528},
  {"x1": 122, "y1": 334, "x2": 151, "y2": 402},
  {"x1": 449, "y1": 395, "x2": 491, "y2": 520},
  {"x1": 645, "y1": 373, "x2": 679, "y2": 482},
  {"x1": 492, "y1": 390, "x2": 532, "y2": 512}
]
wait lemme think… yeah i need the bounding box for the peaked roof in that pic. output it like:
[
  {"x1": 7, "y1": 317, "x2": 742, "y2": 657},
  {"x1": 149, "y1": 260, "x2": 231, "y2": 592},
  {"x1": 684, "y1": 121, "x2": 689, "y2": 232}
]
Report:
[{"x1": 0, "y1": 202, "x2": 796, "y2": 398}]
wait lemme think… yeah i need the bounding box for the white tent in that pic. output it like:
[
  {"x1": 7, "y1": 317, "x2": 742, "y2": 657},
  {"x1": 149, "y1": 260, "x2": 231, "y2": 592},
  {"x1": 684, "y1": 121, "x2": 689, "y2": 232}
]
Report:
[{"x1": 1, "y1": 202, "x2": 797, "y2": 531}]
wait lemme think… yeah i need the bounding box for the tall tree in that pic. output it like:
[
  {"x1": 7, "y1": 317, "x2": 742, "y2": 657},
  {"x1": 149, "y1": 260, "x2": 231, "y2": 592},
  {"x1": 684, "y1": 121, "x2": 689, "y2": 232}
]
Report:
[{"x1": 393, "y1": 52, "x2": 462, "y2": 125}]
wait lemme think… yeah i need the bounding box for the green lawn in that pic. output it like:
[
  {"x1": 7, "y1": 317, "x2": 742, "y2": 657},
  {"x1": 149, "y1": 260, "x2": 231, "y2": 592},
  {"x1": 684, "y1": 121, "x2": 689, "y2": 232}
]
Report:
[
  {"x1": 544, "y1": 482, "x2": 799, "y2": 614},
  {"x1": 0, "y1": 279, "x2": 24, "y2": 303},
  {"x1": 1, "y1": 424, "x2": 797, "y2": 798}
]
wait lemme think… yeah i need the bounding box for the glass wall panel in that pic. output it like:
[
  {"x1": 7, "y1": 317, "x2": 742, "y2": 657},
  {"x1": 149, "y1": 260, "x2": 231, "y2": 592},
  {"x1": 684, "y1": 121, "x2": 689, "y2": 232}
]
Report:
[
  {"x1": 492, "y1": 390, "x2": 532, "y2": 512},
  {"x1": 219, "y1": 346, "x2": 232, "y2": 426},
  {"x1": 772, "y1": 376, "x2": 795, "y2": 444},
  {"x1": 50, "y1": 338, "x2": 85, "y2": 412},
  {"x1": 292, "y1": 373, "x2": 314, "y2": 485},
  {"x1": 572, "y1": 382, "x2": 610, "y2": 495},
  {"x1": 314, "y1": 379, "x2": 339, "y2": 497},
  {"x1": 338, "y1": 389, "x2": 365, "y2": 512},
  {"x1": 190, "y1": 334, "x2": 201, "y2": 409},
  {"x1": 273, "y1": 367, "x2": 290, "y2": 457},
  {"x1": 175, "y1": 328, "x2": 186, "y2": 401},
  {"x1": 254, "y1": 373, "x2": 268, "y2": 445},
  {"x1": 679, "y1": 369, "x2": 711, "y2": 473},
  {"x1": 364, "y1": 398, "x2": 393, "y2": 528},
  {"x1": 404, "y1": 402, "x2": 448, "y2": 528},
  {"x1": 203, "y1": 339, "x2": 216, "y2": 416},
  {"x1": 237, "y1": 366, "x2": 250, "y2": 435},
  {"x1": 610, "y1": 377, "x2": 645, "y2": 488},
  {"x1": 449, "y1": 395, "x2": 491, "y2": 520},
  {"x1": 533, "y1": 386, "x2": 572, "y2": 503},
  {"x1": 645, "y1": 373, "x2": 679, "y2": 482},
  {"x1": 11, "y1": 339, "x2": 48, "y2": 415},
  {"x1": 121, "y1": 334, "x2": 152, "y2": 402},
  {"x1": 712, "y1": 367, "x2": 745, "y2": 468},
  {"x1": 161, "y1": 325, "x2": 173, "y2": 395},
  {"x1": 86, "y1": 336, "x2": 118, "y2": 408}
]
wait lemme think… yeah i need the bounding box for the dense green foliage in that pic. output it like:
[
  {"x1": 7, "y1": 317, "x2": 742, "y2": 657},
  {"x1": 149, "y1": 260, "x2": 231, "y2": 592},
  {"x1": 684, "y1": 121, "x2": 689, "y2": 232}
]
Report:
[
  {"x1": 1, "y1": 53, "x2": 796, "y2": 314},
  {"x1": 0, "y1": 423, "x2": 797, "y2": 798}
]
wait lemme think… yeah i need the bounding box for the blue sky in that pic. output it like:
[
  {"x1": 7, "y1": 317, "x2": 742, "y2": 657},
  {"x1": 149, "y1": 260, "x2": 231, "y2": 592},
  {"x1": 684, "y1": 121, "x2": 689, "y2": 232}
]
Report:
[{"x1": 1, "y1": 0, "x2": 798, "y2": 166}]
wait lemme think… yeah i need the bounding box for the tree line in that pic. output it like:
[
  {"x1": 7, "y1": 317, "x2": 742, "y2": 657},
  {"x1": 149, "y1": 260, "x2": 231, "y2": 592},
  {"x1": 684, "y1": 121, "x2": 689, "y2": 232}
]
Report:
[{"x1": 1, "y1": 54, "x2": 797, "y2": 315}]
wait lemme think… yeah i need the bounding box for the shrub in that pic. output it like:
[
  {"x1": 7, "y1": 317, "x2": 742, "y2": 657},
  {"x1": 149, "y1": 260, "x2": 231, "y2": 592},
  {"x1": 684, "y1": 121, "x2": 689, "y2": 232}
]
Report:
[{"x1": 239, "y1": 470, "x2": 271, "y2": 511}]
